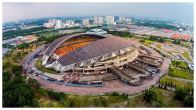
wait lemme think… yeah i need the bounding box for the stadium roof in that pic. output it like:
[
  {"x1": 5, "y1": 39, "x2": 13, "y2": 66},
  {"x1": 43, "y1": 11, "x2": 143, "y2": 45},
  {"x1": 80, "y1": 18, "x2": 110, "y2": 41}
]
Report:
[
  {"x1": 44, "y1": 33, "x2": 106, "y2": 56},
  {"x1": 86, "y1": 29, "x2": 107, "y2": 35},
  {"x1": 57, "y1": 36, "x2": 135, "y2": 66},
  {"x1": 87, "y1": 29, "x2": 105, "y2": 33}
]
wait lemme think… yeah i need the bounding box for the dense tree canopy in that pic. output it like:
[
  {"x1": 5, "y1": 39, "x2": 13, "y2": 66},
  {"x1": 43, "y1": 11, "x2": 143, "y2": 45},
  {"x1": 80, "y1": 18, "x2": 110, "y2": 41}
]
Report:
[
  {"x1": 143, "y1": 89, "x2": 157, "y2": 102},
  {"x1": 3, "y1": 64, "x2": 39, "y2": 107},
  {"x1": 107, "y1": 31, "x2": 134, "y2": 38},
  {"x1": 3, "y1": 76, "x2": 38, "y2": 107}
]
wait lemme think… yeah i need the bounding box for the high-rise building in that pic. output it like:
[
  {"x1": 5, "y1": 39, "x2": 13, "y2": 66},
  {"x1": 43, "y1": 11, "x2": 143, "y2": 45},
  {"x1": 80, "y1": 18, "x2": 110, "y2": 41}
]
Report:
[
  {"x1": 82, "y1": 18, "x2": 90, "y2": 27},
  {"x1": 125, "y1": 18, "x2": 132, "y2": 24},
  {"x1": 63, "y1": 20, "x2": 75, "y2": 27},
  {"x1": 43, "y1": 19, "x2": 57, "y2": 28},
  {"x1": 49, "y1": 19, "x2": 57, "y2": 24},
  {"x1": 43, "y1": 22, "x2": 55, "y2": 28},
  {"x1": 185, "y1": 25, "x2": 194, "y2": 32},
  {"x1": 55, "y1": 20, "x2": 63, "y2": 29},
  {"x1": 105, "y1": 16, "x2": 115, "y2": 25},
  {"x1": 114, "y1": 16, "x2": 120, "y2": 22},
  {"x1": 119, "y1": 16, "x2": 126, "y2": 23},
  {"x1": 93, "y1": 16, "x2": 104, "y2": 25},
  {"x1": 66, "y1": 20, "x2": 75, "y2": 26}
]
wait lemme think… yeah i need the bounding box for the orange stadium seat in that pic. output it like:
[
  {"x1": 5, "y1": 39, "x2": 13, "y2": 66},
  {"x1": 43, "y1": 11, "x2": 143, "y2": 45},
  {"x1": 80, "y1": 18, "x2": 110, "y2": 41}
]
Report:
[{"x1": 54, "y1": 37, "x2": 97, "y2": 56}]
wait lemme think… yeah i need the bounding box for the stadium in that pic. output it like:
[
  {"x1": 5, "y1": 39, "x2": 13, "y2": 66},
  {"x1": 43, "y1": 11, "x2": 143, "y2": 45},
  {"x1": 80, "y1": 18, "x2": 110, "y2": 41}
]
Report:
[
  {"x1": 23, "y1": 32, "x2": 168, "y2": 94},
  {"x1": 42, "y1": 33, "x2": 139, "y2": 72}
]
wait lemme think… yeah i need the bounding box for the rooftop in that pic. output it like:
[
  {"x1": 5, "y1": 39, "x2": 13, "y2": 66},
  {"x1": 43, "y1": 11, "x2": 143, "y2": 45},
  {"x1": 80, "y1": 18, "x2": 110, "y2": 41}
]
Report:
[{"x1": 57, "y1": 36, "x2": 135, "y2": 66}]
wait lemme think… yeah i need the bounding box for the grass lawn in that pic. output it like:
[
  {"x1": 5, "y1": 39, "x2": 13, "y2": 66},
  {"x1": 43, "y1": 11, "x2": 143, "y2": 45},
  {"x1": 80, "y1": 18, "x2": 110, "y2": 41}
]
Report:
[
  {"x1": 39, "y1": 99, "x2": 65, "y2": 107},
  {"x1": 127, "y1": 87, "x2": 184, "y2": 107},
  {"x1": 127, "y1": 94, "x2": 149, "y2": 107},
  {"x1": 34, "y1": 59, "x2": 57, "y2": 74},
  {"x1": 67, "y1": 95, "x2": 96, "y2": 107},
  {"x1": 152, "y1": 88, "x2": 184, "y2": 107},
  {"x1": 144, "y1": 40, "x2": 154, "y2": 45},
  {"x1": 177, "y1": 61, "x2": 189, "y2": 69},
  {"x1": 66, "y1": 94, "x2": 128, "y2": 107},
  {"x1": 182, "y1": 42, "x2": 192, "y2": 47},
  {"x1": 156, "y1": 44, "x2": 162, "y2": 49},
  {"x1": 160, "y1": 76, "x2": 193, "y2": 90},
  {"x1": 182, "y1": 51, "x2": 192, "y2": 62},
  {"x1": 169, "y1": 67, "x2": 193, "y2": 80}
]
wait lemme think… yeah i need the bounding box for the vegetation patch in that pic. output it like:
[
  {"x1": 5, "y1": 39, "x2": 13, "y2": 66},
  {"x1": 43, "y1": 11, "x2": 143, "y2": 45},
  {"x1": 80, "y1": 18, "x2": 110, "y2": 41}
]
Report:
[
  {"x1": 168, "y1": 67, "x2": 193, "y2": 80},
  {"x1": 156, "y1": 44, "x2": 162, "y2": 49},
  {"x1": 34, "y1": 59, "x2": 57, "y2": 74},
  {"x1": 160, "y1": 76, "x2": 193, "y2": 90},
  {"x1": 168, "y1": 60, "x2": 193, "y2": 80},
  {"x1": 182, "y1": 51, "x2": 192, "y2": 62},
  {"x1": 144, "y1": 40, "x2": 154, "y2": 45},
  {"x1": 127, "y1": 87, "x2": 184, "y2": 107}
]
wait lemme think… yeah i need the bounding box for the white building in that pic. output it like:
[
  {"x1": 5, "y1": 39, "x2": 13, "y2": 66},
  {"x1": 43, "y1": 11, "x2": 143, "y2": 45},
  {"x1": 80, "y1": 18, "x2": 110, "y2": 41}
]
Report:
[
  {"x1": 55, "y1": 20, "x2": 64, "y2": 29},
  {"x1": 43, "y1": 19, "x2": 57, "y2": 28},
  {"x1": 119, "y1": 16, "x2": 126, "y2": 23},
  {"x1": 94, "y1": 16, "x2": 104, "y2": 25},
  {"x1": 64, "y1": 20, "x2": 75, "y2": 27},
  {"x1": 66, "y1": 20, "x2": 75, "y2": 25},
  {"x1": 49, "y1": 19, "x2": 57, "y2": 24},
  {"x1": 125, "y1": 18, "x2": 132, "y2": 24},
  {"x1": 43, "y1": 22, "x2": 55, "y2": 28},
  {"x1": 82, "y1": 18, "x2": 90, "y2": 27},
  {"x1": 105, "y1": 16, "x2": 115, "y2": 25}
]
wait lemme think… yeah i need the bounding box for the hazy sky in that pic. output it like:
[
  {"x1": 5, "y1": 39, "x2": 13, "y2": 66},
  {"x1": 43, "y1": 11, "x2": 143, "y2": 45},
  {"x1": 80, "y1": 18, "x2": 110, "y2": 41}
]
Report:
[{"x1": 3, "y1": 2, "x2": 194, "y2": 24}]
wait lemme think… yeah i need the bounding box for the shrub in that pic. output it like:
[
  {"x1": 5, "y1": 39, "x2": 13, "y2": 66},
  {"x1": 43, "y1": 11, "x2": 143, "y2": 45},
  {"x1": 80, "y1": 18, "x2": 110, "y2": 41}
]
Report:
[
  {"x1": 143, "y1": 89, "x2": 156, "y2": 102},
  {"x1": 184, "y1": 95, "x2": 193, "y2": 107}
]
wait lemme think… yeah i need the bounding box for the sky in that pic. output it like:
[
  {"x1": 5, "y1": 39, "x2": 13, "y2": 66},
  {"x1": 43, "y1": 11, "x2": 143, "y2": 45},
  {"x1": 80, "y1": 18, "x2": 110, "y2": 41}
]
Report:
[{"x1": 3, "y1": 2, "x2": 194, "y2": 25}]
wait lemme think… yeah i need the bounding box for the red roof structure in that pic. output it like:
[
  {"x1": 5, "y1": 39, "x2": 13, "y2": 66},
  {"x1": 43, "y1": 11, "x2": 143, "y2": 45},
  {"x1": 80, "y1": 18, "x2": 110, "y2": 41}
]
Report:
[{"x1": 171, "y1": 33, "x2": 181, "y2": 39}]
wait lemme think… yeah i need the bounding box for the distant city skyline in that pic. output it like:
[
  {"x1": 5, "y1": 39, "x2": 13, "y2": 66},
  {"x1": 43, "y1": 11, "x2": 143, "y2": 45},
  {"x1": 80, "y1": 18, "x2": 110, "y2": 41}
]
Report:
[{"x1": 3, "y1": 2, "x2": 194, "y2": 25}]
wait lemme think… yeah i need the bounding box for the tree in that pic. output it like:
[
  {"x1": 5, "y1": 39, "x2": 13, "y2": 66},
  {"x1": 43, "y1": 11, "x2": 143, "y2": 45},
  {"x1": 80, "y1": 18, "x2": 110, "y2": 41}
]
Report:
[
  {"x1": 100, "y1": 96, "x2": 107, "y2": 107},
  {"x1": 158, "y1": 37, "x2": 166, "y2": 43},
  {"x1": 110, "y1": 92, "x2": 120, "y2": 96},
  {"x1": 143, "y1": 89, "x2": 156, "y2": 102},
  {"x1": 175, "y1": 88, "x2": 187, "y2": 100},
  {"x1": 3, "y1": 76, "x2": 38, "y2": 107},
  {"x1": 173, "y1": 39, "x2": 181, "y2": 45},
  {"x1": 12, "y1": 65, "x2": 22, "y2": 76},
  {"x1": 17, "y1": 43, "x2": 30, "y2": 49},
  {"x1": 28, "y1": 78, "x2": 40, "y2": 89},
  {"x1": 47, "y1": 90, "x2": 66, "y2": 101},
  {"x1": 184, "y1": 95, "x2": 193, "y2": 107}
]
